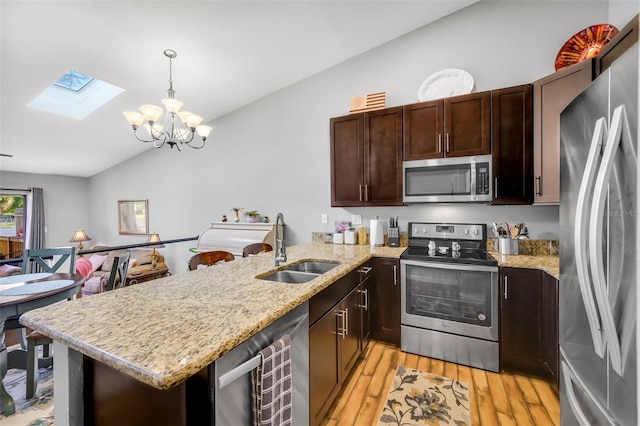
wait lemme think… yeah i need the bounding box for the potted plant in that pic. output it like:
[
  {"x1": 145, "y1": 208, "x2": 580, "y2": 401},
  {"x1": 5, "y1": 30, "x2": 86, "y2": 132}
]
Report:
[{"x1": 244, "y1": 210, "x2": 260, "y2": 223}]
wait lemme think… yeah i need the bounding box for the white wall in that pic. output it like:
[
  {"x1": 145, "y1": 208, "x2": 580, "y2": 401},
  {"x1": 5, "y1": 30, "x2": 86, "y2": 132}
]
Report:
[
  {"x1": 610, "y1": 0, "x2": 639, "y2": 28},
  {"x1": 86, "y1": 1, "x2": 620, "y2": 275},
  {"x1": 0, "y1": 171, "x2": 89, "y2": 247}
]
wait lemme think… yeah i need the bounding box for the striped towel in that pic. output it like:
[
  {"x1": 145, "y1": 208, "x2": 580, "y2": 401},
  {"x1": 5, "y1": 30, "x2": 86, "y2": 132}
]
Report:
[{"x1": 253, "y1": 334, "x2": 293, "y2": 426}]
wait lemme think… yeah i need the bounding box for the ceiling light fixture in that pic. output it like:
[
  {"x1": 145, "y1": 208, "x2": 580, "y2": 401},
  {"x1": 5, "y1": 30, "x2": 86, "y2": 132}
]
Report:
[{"x1": 123, "y1": 49, "x2": 212, "y2": 150}]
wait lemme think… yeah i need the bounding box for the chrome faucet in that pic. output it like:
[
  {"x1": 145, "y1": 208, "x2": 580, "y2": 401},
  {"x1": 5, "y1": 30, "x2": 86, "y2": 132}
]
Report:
[{"x1": 274, "y1": 212, "x2": 287, "y2": 266}]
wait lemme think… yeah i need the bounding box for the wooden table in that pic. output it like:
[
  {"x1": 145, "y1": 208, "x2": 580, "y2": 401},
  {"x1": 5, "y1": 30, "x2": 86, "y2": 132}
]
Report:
[
  {"x1": 0, "y1": 272, "x2": 84, "y2": 415},
  {"x1": 126, "y1": 266, "x2": 170, "y2": 285}
]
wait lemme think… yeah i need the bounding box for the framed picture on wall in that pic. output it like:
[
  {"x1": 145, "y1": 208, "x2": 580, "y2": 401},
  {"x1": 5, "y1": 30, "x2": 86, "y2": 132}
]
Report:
[{"x1": 118, "y1": 200, "x2": 148, "y2": 235}]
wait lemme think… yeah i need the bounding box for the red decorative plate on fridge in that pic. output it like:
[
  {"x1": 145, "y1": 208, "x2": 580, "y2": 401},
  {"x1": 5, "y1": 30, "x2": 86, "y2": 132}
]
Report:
[{"x1": 555, "y1": 24, "x2": 619, "y2": 71}]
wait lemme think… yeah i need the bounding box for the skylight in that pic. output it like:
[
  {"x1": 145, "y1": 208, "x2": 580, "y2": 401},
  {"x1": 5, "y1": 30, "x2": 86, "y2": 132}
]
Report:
[
  {"x1": 28, "y1": 69, "x2": 124, "y2": 119},
  {"x1": 54, "y1": 70, "x2": 94, "y2": 92}
]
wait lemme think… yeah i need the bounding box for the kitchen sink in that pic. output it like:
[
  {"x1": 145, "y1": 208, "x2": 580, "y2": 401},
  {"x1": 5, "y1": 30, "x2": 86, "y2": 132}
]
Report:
[
  {"x1": 258, "y1": 270, "x2": 319, "y2": 284},
  {"x1": 285, "y1": 261, "x2": 339, "y2": 274},
  {"x1": 256, "y1": 260, "x2": 340, "y2": 284}
]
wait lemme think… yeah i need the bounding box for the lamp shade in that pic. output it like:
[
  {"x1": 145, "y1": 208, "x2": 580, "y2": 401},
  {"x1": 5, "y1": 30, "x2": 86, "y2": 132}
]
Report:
[
  {"x1": 147, "y1": 232, "x2": 165, "y2": 248},
  {"x1": 70, "y1": 228, "x2": 91, "y2": 243}
]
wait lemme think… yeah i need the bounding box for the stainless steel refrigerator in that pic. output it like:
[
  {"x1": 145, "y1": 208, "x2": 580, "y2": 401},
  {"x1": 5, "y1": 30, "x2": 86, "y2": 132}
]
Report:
[{"x1": 559, "y1": 41, "x2": 638, "y2": 425}]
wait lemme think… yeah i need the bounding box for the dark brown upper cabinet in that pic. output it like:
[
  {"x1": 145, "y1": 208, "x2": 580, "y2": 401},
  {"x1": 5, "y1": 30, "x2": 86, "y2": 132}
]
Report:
[
  {"x1": 491, "y1": 84, "x2": 533, "y2": 205},
  {"x1": 595, "y1": 14, "x2": 639, "y2": 76},
  {"x1": 330, "y1": 107, "x2": 403, "y2": 207},
  {"x1": 533, "y1": 59, "x2": 594, "y2": 205},
  {"x1": 403, "y1": 91, "x2": 491, "y2": 161}
]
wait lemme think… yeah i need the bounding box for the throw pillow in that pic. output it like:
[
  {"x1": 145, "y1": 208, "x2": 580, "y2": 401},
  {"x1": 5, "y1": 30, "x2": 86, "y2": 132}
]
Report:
[
  {"x1": 0, "y1": 264, "x2": 21, "y2": 277},
  {"x1": 100, "y1": 250, "x2": 126, "y2": 272},
  {"x1": 89, "y1": 254, "x2": 108, "y2": 272},
  {"x1": 75, "y1": 258, "x2": 93, "y2": 279}
]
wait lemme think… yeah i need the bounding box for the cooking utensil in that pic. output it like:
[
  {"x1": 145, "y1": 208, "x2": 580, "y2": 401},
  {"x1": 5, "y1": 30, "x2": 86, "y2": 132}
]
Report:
[{"x1": 510, "y1": 226, "x2": 519, "y2": 239}]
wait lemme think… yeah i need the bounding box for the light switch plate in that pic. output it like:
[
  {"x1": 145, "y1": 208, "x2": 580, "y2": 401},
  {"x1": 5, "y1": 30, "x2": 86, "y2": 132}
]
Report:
[
  {"x1": 351, "y1": 214, "x2": 362, "y2": 225},
  {"x1": 321, "y1": 213, "x2": 328, "y2": 224}
]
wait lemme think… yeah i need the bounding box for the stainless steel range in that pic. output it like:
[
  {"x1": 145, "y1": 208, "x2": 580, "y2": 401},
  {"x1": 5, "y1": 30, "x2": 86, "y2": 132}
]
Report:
[{"x1": 400, "y1": 222, "x2": 499, "y2": 372}]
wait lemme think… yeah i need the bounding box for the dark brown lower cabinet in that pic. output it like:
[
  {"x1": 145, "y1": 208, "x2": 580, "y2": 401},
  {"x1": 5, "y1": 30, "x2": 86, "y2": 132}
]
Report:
[
  {"x1": 500, "y1": 267, "x2": 558, "y2": 382},
  {"x1": 371, "y1": 258, "x2": 400, "y2": 345},
  {"x1": 309, "y1": 267, "x2": 366, "y2": 425},
  {"x1": 309, "y1": 306, "x2": 340, "y2": 425}
]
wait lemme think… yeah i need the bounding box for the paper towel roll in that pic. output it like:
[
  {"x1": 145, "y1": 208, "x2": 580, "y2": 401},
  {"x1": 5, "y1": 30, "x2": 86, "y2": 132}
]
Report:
[{"x1": 370, "y1": 217, "x2": 384, "y2": 247}]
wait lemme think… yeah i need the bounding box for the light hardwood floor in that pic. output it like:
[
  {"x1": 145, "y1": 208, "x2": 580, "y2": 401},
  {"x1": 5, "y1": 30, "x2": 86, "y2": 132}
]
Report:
[{"x1": 321, "y1": 340, "x2": 560, "y2": 426}]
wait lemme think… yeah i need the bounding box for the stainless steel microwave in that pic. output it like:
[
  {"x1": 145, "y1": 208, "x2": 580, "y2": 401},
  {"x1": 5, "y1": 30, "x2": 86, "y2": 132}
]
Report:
[{"x1": 403, "y1": 154, "x2": 492, "y2": 203}]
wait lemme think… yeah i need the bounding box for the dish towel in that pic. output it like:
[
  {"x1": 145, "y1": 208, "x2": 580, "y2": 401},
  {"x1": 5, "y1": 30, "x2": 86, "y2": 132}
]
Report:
[{"x1": 253, "y1": 334, "x2": 293, "y2": 426}]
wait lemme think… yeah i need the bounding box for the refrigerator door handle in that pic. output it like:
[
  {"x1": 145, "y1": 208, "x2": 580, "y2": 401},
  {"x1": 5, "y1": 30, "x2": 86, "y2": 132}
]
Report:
[
  {"x1": 588, "y1": 105, "x2": 626, "y2": 376},
  {"x1": 561, "y1": 358, "x2": 616, "y2": 426},
  {"x1": 574, "y1": 116, "x2": 607, "y2": 358}
]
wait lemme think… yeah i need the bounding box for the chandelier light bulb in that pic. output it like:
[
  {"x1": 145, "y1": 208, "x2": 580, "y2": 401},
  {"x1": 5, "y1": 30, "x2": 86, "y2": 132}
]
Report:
[
  {"x1": 161, "y1": 98, "x2": 184, "y2": 113},
  {"x1": 197, "y1": 125, "x2": 213, "y2": 140},
  {"x1": 123, "y1": 111, "x2": 145, "y2": 127},
  {"x1": 139, "y1": 104, "x2": 163, "y2": 122},
  {"x1": 143, "y1": 122, "x2": 164, "y2": 136},
  {"x1": 183, "y1": 113, "x2": 204, "y2": 129}
]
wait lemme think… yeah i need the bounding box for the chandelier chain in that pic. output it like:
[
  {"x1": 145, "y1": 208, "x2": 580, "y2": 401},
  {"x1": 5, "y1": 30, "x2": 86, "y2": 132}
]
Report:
[{"x1": 167, "y1": 55, "x2": 174, "y2": 98}]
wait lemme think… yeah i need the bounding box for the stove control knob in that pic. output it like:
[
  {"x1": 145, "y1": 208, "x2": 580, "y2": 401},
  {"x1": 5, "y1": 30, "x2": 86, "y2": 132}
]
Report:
[
  {"x1": 464, "y1": 229, "x2": 469, "y2": 236},
  {"x1": 473, "y1": 228, "x2": 479, "y2": 236}
]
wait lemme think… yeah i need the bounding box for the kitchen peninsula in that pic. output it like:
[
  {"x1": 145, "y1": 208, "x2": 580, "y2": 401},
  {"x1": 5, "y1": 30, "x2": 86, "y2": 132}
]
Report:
[{"x1": 20, "y1": 243, "x2": 405, "y2": 425}]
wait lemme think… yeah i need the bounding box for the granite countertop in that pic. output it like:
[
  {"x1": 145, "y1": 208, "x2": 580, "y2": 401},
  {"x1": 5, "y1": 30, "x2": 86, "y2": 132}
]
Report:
[
  {"x1": 20, "y1": 243, "x2": 405, "y2": 391},
  {"x1": 489, "y1": 251, "x2": 559, "y2": 279}
]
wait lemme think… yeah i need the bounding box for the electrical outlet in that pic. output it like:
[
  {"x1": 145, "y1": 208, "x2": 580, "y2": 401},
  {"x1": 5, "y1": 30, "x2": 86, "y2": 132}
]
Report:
[
  {"x1": 321, "y1": 213, "x2": 328, "y2": 224},
  {"x1": 351, "y1": 214, "x2": 362, "y2": 225}
]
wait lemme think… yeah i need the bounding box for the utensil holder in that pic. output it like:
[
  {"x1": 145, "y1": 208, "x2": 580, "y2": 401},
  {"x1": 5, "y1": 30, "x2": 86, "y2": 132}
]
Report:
[{"x1": 498, "y1": 238, "x2": 519, "y2": 255}]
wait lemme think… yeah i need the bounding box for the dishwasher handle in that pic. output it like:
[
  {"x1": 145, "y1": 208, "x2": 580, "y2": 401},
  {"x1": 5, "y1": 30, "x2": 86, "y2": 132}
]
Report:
[{"x1": 217, "y1": 313, "x2": 307, "y2": 389}]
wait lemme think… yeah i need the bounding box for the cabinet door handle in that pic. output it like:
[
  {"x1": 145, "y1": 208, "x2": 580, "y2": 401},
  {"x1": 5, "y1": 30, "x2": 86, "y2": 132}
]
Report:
[
  {"x1": 344, "y1": 307, "x2": 349, "y2": 336},
  {"x1": 393, "y1": 264, "x2": 398, "y2": 286},
  {"x1": 503, "y1": 275, "x2": 508, "y2": 299},
  {"x1": 438, "y1": 134, "x2": 442, "y2": 153},
  {"x1": 359, "y1": 185, "x2": 363, "y2": 202},
  {"x1": 446, "y1": 133, "x2": 450, "y2": 153},
  {"x1": 364, "y1": 184, "x2": 369, "y2": 202},
  {"x1": 358, "y1": 266, "x2": 373, "y2": 275},
  {"x1": 362, "y1": 289, "x2": 368, "y2": 311},
  {"x1": 535, "y1": 176, "x2": 542, "y2": 196},
  {"x1": 494, "y1": 178, "x2": 499, "y2": 199},
  {"x1": 335, "y1": 310, "x2": 346, "y2": 338}
]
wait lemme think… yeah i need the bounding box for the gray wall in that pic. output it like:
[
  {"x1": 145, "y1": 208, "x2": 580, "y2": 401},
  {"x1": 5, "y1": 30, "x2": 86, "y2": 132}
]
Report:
[
  {"x1": 7, "y1": 1, "x2": 636, "y2": 275},
  {"x1": 0, "y1": 171, "x2": 89, "y2": 247}
]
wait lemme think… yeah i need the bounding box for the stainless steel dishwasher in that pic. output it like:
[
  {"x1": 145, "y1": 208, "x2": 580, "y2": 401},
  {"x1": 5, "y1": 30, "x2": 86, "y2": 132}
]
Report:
[{"x1": 209, "y1": 301, "x2": 309, "y2": 425}]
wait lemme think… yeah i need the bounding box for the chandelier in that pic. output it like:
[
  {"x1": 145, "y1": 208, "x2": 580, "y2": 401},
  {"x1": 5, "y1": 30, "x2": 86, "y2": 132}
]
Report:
[{"x1": 123, "y1": 49, "x2": 212, "y2": 150}]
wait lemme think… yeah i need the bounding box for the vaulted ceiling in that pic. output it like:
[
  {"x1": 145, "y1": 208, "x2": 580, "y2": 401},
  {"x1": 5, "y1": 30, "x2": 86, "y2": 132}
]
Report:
[{"x1": 0, "y1": 1, "x2": 477, "y2": 177}]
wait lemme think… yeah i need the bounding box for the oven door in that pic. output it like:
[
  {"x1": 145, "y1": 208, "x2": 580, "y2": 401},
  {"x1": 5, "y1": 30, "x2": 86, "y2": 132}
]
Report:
[{"x1": 401, "y1": 259, "x2": 498, "y2": 341}]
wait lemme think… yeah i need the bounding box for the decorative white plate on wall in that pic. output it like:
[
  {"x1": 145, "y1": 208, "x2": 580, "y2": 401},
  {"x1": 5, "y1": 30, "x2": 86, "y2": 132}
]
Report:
[{"x1": 417, "y1": 69, "x2": 475, "y2": 101}]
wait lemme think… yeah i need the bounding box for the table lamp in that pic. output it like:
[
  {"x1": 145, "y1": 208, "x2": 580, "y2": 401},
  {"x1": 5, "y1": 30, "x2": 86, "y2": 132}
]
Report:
[
  {"x1": 69, "y1": 228, "x2": 91, "y2": 252},
  {"x1": 146, "y1": 232, "x2": 165, "y2": 269}
]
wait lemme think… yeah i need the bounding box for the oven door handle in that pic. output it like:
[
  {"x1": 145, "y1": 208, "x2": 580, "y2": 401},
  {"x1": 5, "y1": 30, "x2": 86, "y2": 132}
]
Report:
[{"x1": 400, "y1": 258, "x2": 498, "y2": 273}]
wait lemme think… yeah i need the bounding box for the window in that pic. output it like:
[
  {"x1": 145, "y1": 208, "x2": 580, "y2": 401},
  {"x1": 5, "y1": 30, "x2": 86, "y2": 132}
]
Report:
[
  {"x1": 0, "y1": 193, "x2": 26, "y2": 260},
  {"x1": 0, "y1": 195, "x2": 25, "y2": 237}
]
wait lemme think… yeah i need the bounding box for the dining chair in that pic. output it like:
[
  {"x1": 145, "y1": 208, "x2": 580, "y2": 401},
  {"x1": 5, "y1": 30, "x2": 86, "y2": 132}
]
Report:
[
  {"x1": 25, "y1": 250, "x2": 131, "y2": 398},
  {"x1": 242, "y1": 243, "x2": 273, "y2": 257},
  {"x1": 21, "y1": 247, "x2": 77, "y2": 274},
  {"x1": 188, "y1": 251, "x2": 235, "y2": 271}
]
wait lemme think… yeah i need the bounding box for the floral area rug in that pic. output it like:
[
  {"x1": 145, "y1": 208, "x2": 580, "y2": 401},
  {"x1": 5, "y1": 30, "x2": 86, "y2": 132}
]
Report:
[
  {"x1": 0, "y1": 366, "x2": 54, "y2": 426},
  {"x1": 378, "y1": 365, "x2": 471, "y2": 426}
]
